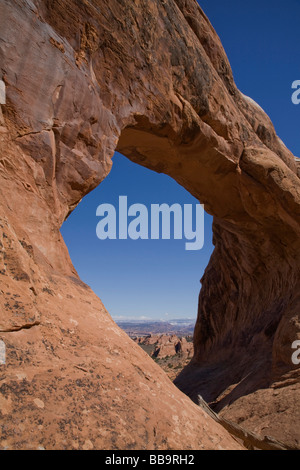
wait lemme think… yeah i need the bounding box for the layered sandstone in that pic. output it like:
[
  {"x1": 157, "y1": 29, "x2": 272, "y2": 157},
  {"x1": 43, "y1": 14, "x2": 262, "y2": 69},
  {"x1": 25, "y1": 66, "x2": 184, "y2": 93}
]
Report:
[{"x1": 0, "y1": 0, "x2": 299, "y2": 449}]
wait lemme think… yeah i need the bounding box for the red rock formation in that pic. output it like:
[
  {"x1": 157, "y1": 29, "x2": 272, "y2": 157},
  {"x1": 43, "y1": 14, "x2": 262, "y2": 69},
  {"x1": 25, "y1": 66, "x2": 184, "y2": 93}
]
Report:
[
  {"x1": 153, "y1": 335, "x2": 180, "y2": 359},
  {"x1": 0, "y1": 0, "x2": 299, "y2": 449},
  {"x1": 150, "y1": 335, "x2": 194, "y2": 359},
  {"x1": 143, "y1": 335, "x2": 160, "y2": 346},
  {"x1": 177, "y1": 337, "x2": 193, "y2": 358}
]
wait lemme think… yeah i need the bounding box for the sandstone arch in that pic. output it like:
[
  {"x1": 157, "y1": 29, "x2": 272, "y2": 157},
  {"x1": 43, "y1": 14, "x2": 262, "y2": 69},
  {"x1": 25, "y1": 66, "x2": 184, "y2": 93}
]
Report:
[{"x1": 0, "y1": 0, "x2": 299, "y2": 449}]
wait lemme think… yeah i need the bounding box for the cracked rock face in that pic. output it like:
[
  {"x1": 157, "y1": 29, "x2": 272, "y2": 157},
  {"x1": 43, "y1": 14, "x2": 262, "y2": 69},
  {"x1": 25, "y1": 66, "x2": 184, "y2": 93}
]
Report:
[{"x1": 0, "y1": 0, "x2": 299, "y2": 449}]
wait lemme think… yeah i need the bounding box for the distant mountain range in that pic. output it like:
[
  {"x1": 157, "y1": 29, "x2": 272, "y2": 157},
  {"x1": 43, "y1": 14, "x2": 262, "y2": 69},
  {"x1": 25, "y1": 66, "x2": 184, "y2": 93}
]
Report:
[{"x1": 115, "y1": 318, "x2": 196, "y2": 337}]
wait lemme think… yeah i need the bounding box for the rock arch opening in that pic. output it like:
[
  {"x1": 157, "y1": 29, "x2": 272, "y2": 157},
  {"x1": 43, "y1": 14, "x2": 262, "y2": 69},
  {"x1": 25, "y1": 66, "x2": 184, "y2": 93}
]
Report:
[
  {"x1": 0, "y1": 0, "x2": 299, "y2": 450},
  {"x1": 61, "y1": 150, "x2": 214, "y2": 325}
]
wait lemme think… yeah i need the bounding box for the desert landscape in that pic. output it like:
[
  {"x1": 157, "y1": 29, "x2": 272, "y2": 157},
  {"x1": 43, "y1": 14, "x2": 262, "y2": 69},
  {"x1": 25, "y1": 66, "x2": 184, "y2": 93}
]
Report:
[
  {"x1": 117, "y1": 320, "x2": 195, "y2": 381},
  {"x1": 0, "y1": 0, "x2": 299, "y2": 451},
  {"x1": 134, "y1": 333, "x2": 193, "y2": 382}
]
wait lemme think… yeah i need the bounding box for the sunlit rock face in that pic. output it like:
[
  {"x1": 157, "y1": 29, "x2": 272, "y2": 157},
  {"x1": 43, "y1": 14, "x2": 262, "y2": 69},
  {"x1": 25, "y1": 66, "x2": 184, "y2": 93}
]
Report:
[{"x1": 0, "y1": 0, "x2": 299, "y2": 449}]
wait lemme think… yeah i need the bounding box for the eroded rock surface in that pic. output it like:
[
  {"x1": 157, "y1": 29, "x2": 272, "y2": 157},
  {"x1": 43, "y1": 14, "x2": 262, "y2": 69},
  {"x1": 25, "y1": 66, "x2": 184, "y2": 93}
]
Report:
[
  {"x1": 151, "y1": 335, "x2": 193, "y2": 360},
  {"x1": 0, "y1": 0, "x2": 299, "y2": 449}
]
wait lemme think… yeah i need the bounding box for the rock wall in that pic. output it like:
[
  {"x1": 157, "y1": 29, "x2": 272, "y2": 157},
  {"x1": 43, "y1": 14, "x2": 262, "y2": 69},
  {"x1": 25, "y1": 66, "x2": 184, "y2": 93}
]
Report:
[{"x1": 0, "y1": 0, "x2": 299, "y2": 448}]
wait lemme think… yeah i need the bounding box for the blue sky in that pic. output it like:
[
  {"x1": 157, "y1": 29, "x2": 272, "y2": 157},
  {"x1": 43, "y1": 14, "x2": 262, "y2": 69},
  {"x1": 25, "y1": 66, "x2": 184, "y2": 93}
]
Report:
[
  {"x1": 61, "y1": 0, "x2": 299, "y2": 321},
  {"x1": 199, "y1": 0, "x2": 300, "y2": 157}
]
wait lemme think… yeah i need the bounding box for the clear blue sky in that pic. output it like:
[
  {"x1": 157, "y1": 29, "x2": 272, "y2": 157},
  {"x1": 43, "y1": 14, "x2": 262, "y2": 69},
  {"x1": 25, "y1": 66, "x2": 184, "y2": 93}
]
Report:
[{"x1": 61, "y1": 0, "x2": 299, "y2": 321}]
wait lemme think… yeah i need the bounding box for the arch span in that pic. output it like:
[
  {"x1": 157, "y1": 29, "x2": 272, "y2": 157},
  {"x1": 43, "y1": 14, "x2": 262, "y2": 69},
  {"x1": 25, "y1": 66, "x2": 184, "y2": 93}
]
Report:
[{"x1": 0, "y1": 0, "x2": 299, "y2": 449}]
